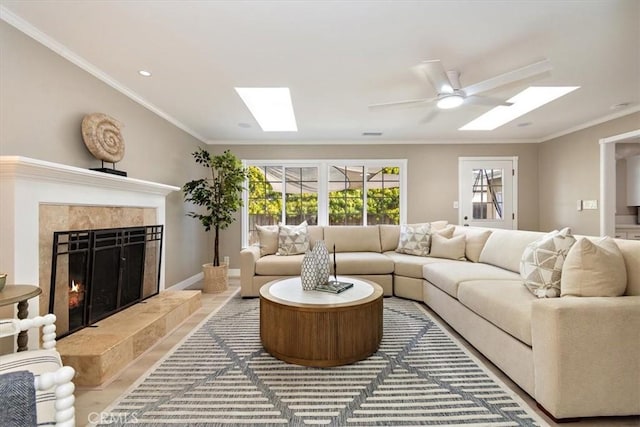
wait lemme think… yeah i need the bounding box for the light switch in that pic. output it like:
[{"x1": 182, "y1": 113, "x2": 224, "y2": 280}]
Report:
[
  {"x1": 453, "y1": 201, "x2": 459, "y2": 209},
  {"x1": 583, "y1": 200, "x2": 598, "y2": 210},
  {"x1": 576, "y1": 200, "x2": 582, "y2": 211}
]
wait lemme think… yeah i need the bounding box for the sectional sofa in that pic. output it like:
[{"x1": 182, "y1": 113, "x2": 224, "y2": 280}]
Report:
[{"x1": 240, "y1": 224, "x2": 640, "y2": 420}]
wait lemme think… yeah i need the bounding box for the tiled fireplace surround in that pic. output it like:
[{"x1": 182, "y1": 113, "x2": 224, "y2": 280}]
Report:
[{"x1": 0, "y1": 156, "x2": 201, "y2": 385}]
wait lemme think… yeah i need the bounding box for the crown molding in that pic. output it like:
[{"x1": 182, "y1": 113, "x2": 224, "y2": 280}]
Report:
[
  {"x1": 1, "y1": 6, "x2": 207, "y2": 143},
  {"x1": 205, "y1": 138, "x2": 540, "y2": 146},
  {"x1": 540, "y1": 106, "x2": 640, "y2": 143}
]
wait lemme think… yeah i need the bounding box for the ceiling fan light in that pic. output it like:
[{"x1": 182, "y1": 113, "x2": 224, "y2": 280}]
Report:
[{"x1": 437, "y1": 94, "x2": 464, "y2": 109}]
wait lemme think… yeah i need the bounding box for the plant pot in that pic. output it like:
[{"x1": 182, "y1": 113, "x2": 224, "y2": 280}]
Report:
[{"x1": 202, "y1": 263, "x2": 228, "y2": 293}]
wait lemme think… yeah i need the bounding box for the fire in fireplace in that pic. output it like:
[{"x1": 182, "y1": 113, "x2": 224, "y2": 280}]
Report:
[{"x1": 50, "y1": 225, "x2": 163, "y2": 338}]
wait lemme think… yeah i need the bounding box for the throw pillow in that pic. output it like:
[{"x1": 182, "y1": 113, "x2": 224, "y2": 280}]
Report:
[
  {"x1": 429, "y1": 233, "x2": 466, "y2": 260},
  {"x1": 521, "y1": 227, "x2": 576, "y2": 298},
  {"x1": 430, "y1": 220, "x2": 449, "y2": 231},
  {"x1": 461, "y1": 228, "x2": 492, "y2": 263},
  {"x1": 561, "y1": 236, "x2": 627, "y2": 297},
  {"x1": 436, "y1": 225, "x2": 455, "y2": 239},
  {"x1": 256, "y1": 224, "x2": 278, "y2": 256},
  {"x1": 396, "y1": 223, "x2": 432, "y2": 257},
  {"x1": 277, "y1": 221, "x2": 310, "y2": 256}
]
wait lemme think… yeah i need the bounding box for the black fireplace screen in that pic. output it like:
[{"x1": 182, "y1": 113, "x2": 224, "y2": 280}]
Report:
[{"x1": 49, "y1": 225, "x2": 163, "y2": 338}]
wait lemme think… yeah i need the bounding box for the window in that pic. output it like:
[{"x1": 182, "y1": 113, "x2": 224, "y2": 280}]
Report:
[
  {"x1": 472, "y1": 168, "x2": 503, "y2": 220},
  {"x1": 243, "y1": 160, "x2": 406, "y2": 246}
]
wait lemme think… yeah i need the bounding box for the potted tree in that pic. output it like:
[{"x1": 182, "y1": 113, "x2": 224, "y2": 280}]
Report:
[{"x1": 183, "y1": 148, "x2": 248, "y2": 292}]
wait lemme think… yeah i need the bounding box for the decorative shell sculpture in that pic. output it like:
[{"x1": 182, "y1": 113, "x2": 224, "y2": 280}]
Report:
[{"x1": 81, "y1": 113, "x2": 125, "y2": 163}]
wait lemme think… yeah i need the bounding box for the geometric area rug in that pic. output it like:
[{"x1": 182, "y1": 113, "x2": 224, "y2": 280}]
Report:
[{"x1": 98, "y1": 295, "x2": 547, "y2": 426}]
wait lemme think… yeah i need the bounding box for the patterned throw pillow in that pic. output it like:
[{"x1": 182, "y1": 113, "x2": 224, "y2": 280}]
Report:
[
  {"x1": 277, "y1": 221, "x2": 310, "y2": 256},
  {"x1": 520, "y1": 227, "x2": 576, "y2": 298},
  {"x1": 396, "y1": 223, "x2": 432, "y2": 257}
]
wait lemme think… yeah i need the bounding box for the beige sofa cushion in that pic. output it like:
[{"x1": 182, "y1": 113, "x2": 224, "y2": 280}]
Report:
[
  {"x1": 454, "y1": 227, "x2": 492, "y2": 262},
  {"x1": 308, "y1": 226, "x2": 324, "y2": 248},
  {"x1": 458, "y1": 279, "x2": 535, "y2": 346},
  {"x1": 561, "y1": 236, "x2": 627, "y2": 297},
  {"x1": 384, "y1": 251, "x2": 458, "y2": 278},
  {"x1": 615, "y1": 238, "x2": 640, "y2": 296},
  {"x1": 332, "y1": 252, "x2": 394, "y2": 275},
  {"x1": 379, "y1": 225, "x2": 400, "y2": 252},
  {"x1": 324, "y1": 226, "x2": 381, "y2": 252},
  {"x1": 480, "y1": 229, "x2": 546, "y2": 273},
  {"x1": 256, "y1": 254, "x2": 305, "y2": 275},
  {"x1": 423, "y1": 261, "x2": 521, "y2": 298}
]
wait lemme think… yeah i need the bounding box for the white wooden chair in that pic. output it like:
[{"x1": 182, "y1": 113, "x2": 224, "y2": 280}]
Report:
[{"x1": 0, "y1": 314, "x2": 76, "y2": 427}]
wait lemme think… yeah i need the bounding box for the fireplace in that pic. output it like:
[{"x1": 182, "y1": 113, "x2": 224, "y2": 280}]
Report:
[{"x1": 50, "y1": 225, "x2": 163, "y2": 338}]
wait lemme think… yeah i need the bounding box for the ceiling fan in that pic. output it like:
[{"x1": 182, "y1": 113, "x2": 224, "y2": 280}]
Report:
[{"x1": 369, "y1": 58, "x2": 552, "y2": 120}]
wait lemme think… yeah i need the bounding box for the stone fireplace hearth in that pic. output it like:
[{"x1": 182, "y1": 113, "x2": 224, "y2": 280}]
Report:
[{"x1": 0, "y1": 156, "x2": 180, "y2": 349}]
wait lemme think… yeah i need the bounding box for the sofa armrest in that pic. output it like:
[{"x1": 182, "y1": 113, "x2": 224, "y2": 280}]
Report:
[
  {"x1": 531, "y1": 296, "x2": 640, "y2": 419},
  {"x1": 240, "y1": 246, "x2": 261, "y2": 295}
]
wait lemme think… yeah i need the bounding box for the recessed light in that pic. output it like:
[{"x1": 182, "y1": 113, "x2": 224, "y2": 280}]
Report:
[
  {"x1": 238, "y1": 122, "x2": 251, "y2": 128},
  {"x1": 459, "y1": 86, "x2": 579, "y2": 131},
  {"x1": 362, "y1": 131, "x2": 383, "y2": 136},
  {"x1": 235, "y1": 87, "x2": 297, "y2": 132},
  {"x1": 138, "y1": 70, "x2": 152, "y2": 77}
]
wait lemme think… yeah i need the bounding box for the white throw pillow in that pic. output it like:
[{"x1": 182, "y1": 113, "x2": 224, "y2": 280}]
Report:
[
  {"x1": 256, "y1": 224, "x2": 278, "y2": 256},
  {"x1": 429, "y1": 233, "x2": 466, "y2": 260},
  {"x1": 396, "y1": 223, "x2": 432, "y2": 256},
  {"x1": 430, "y1": 220, "x2": 449, "y2": 231},
  {"x1": 458, "y1": 228, "x2": 492, "y2": 263},
  {"x1": 561, "y1": 236, "x2": 627, "y2": 297},
  {"x1": 277, "y1": 221, "x2": 310, "y2": 255},
  {"x1": 521, "y1": 227, "x2": 576, "y2": 298}
]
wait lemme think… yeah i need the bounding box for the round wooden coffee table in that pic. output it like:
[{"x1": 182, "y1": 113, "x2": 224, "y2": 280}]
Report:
[{"x1": 259, "y1": 276, "x2": 383, "y2": 367}]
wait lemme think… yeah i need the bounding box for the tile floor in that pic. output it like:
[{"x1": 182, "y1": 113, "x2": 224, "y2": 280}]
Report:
[{"x1": 76, "y1": 279, "x2": 639, "y2": 427}]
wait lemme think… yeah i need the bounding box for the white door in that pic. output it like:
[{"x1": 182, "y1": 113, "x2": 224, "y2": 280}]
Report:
[{"x1": 458, "y1": 157, "x2": 517, "y2": 229}]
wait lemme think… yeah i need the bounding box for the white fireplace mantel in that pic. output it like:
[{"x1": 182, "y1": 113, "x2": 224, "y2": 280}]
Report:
[
  {"x1": 0, "y1": 156, "x2": 180, "y2": 317},
  {"x1": 0, "y1": 156, "x2": 179, "y2": 196}
]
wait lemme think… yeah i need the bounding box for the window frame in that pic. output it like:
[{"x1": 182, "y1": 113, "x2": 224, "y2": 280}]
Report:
[{"x1": 242, "y1": 159, "x2": 407, "y2": 247}]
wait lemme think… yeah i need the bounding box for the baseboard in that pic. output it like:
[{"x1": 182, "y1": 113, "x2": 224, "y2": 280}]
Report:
[
  {"x1": 167, "y1": 269, "x2": 239, "y2": 290},
  {"x1": 170, "y1": 272, "x2": 204, "y2": 290}
]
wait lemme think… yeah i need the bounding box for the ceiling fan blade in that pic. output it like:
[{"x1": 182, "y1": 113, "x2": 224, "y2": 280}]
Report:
[
  {"x1": 462, "y1": 58, "x2": 552, "y2": 96},
  {"x1": 419, "y1": 107, "x2": 439, "y2": 124},
  {"x1": 465, "y1": 95, "x2": 513, "y2": 107},
  {"x1": 413, "y1": 60, "x2": 454, "y2": 94},
  {"x1": 368, "y1": 97, "x2": 435, "y2": 109}
]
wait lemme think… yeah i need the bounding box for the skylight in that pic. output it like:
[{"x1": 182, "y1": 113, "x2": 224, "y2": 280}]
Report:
[
  {"x1": 459, "y1": 86, "x2": 579, "y2": 131},
  {"x1": 234, "y1": 87, "x2": 298, "y2": 132}
]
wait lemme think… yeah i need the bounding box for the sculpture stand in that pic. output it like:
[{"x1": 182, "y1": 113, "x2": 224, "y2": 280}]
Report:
[{"x1": 91, "y1": 160, "x2": 127, "y2": 177}]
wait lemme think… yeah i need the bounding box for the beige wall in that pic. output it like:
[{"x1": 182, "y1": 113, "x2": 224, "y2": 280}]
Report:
[
  {"x1": 212, "y1": 143, "x2": 540, "y2": 263},
  {"x1": 3, "y1": 17, "x2": 638, "y2": 276},
  {"x1": 0, "y1": 22, "x2": 210, "y2": 287},
  {"x1": 538, "y1": 112, "x2": 640, "y2": 235}
]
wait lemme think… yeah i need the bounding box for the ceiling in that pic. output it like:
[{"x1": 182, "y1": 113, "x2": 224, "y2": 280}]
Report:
[{"x1": 2, "y1": 0, "x2": 638, "y2": 145}]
